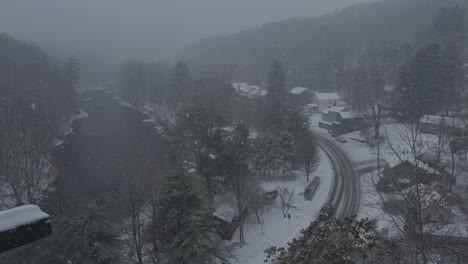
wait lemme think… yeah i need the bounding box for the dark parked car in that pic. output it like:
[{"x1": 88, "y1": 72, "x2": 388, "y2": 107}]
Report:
[
  {"x1": 335, "y1": 136, "x2": 347, "y2": 143},
  {"x1": 318, "y1": 203, "x2": 334, "y2": 220}
]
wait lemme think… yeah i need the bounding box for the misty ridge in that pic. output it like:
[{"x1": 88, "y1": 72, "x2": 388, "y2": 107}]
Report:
[{"x1": 0, "y1": 0, "x2": 468, "y2": 263}]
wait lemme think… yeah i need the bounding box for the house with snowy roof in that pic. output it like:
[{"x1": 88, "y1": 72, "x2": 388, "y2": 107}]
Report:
[
  {"x1": 313, "y1": 92, "x2": 340, "y2": 111},
  {"x1": 288, "y1": 87, "x2": 314, "y2": 106},
  {"x1": 213, "y1": 194, "x2": 248, "y2": 240},
  {"x1": 0, "y1": 205, "x2": 51, "y2": 253},
  {"x1": 319, "y1": 106, "x2": 365, "y2": 134},
  {"x1": 232, "y1": 82, "x2": 267, "y2": 98},
  {"x1": 419, "y1": 115, "x2": 467, "y2": 136}
]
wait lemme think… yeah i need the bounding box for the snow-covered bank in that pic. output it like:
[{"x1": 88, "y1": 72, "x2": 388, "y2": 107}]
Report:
[
  {"x1": 59, "y1": 108, "x2": 89, "y2": 136},
  {"x1": 52, "y1": 108, "x2": 89, "y2": 148},
  {"x1": 116, "y1": 98, "x2": 176, "y2": 138},
  {"x1": 229, "y1": 149, "x2": 333, "y2": 264}
]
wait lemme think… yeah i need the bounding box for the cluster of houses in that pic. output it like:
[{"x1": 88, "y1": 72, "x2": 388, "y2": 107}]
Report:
[
  {"x1": 288, "y1": 87, "x2": 365, "y2": 135},
  {"x1": 231, "y1": 82, "x2": 365, "y2": 135}
]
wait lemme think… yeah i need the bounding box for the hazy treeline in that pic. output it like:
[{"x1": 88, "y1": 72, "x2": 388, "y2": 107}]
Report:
[
  {"x1": 183, "y1": 0, "x2": 467, "y2": 93},
  {"x1": 0, "y1": 33, "x2": 78, "y2": 207}
]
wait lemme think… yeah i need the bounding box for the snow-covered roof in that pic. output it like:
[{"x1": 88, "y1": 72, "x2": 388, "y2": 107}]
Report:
[
  {"x1": 419, "y1": 115, "x2": 466, "y2": 129},
  {"x1": 319, "y1": 120, "x2": 333, "y2": 126},
  {"x1": 232, "y1": 82, "x2": 248, "y2": 91},
  {"x1": 339, "y1": 112, "x2": 360, "y2": 119},
  {"x1": 400, "y1": 184, "x2": 449, "y2": 209},
  {"x1": 464, "y1": 63, "x2": 468, "y2": 67},
  {"x1": 232, "y1": 82, "x2": 266, "y2": 98},
  {"x1": 315, "y1": 92, "x2": 340, "y2": 101},
  {"x1": 0, "y1": 205, "x2": 49, "y2": 232},
  {"x1": 213, "y1": 204, "x2": 237, "y2": 223},
  {"x1": 322, "y1": 106, "x2": 347, "y2": 114},
  {"x1": 424, "y1": 223, "x2": 468, "y2": 237},
  {"x1": 289, "y1": 87, "x2": 310, "y2": 95}
]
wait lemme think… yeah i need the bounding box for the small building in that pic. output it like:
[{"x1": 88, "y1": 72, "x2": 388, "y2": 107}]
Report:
[
  {"x1": 319, "y1": 106, "x2": 365, "y2": 134},
  {"x1": 464, "y1": 62, "x2": 468, "y2": 77},
  {"x1": 424, "y1": 223, "x2": 468, "y2": 246},
  {"x1": 321, "y1": 106, "x2": 347, "y2": 123},
  {"x1": 313, "y1": 92, "x2": 340, "y2": 111},
  {"x1": 213, "y1": 194, "x2": 249, "y2": 241},
  {"x1": 378, "y1": 161, "x2": 431, "y2": 192},
  {"x1": 232, "y1": 82, "x2": 267, "y2": 98},
  {"x1": 419, "y1": 115, "x2": 466, "y2": 136},
  {"x1": 0, "y1": 205, "x2": 51, "y2": 253},
  {"x1": 289, "y1": 87, "x2": 314, "y2": 105}
]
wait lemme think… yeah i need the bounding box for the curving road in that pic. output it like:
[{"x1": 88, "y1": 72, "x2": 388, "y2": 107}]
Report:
[{"x1": 315, "y1": 134, "x2": 361, "y2": 218}]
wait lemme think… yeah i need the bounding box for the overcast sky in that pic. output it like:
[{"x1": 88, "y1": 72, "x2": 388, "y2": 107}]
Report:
[{"x1": 0, "y1": 0, "x2": 375, "y2": 62}]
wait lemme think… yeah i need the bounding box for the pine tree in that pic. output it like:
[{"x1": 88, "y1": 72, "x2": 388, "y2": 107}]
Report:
[
  {"x1": 172, "y1": 105, "x2": 229, "y2": 193},
  {"x1": 265, "y1": 61, "x2": 287, "y2": 131},
  {"x1": 433, "y1": 5, "x2": 466, "y2": 52},
  {"x1": 154, "y1": 170, "x2": 231, "y2": 264},
  {"x1": 264, "y1": 217, "x2": 390, "y2": 264},
  {"x1": 62, "y1": 55, "x2": 79, "y2": 113},
  {"x1": 393, "y1": 44, "x2": 445, "y2": 122},
  {"x1": 65, "y1": 55, "x2": 79, "y2": 88},
  {"x1": 170, "y1": 61, "x2": 191, "y2": 107}
]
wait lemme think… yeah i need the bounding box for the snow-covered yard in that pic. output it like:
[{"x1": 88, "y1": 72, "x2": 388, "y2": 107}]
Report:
[
  {"x1": 358, "y1": 172, "x2": 402, "y2": 238},
  {"x1": 229, "y1": 149, "x2": 333, "y2": 264}
]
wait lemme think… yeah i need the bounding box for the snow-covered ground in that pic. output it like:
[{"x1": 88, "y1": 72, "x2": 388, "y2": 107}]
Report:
[
  {"x1": 229, "y1": 149, "x2": 333, "y2": 264},
  {"x1": 358, "y1": 172, "x2": 402, "y2": 238}
]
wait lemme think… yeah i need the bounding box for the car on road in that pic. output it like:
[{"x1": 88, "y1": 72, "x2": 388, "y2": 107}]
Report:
[
  {"x1": 335, "y1": 136, "x2": 347, "y2": 143},
  {"x1": 319, "y1": 203, "x2": 334, "y2": 220}
]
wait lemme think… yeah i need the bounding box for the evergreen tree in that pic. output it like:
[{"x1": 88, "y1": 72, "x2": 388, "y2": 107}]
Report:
[
  {"x1": 65, "y1": 55, "x2": 79, "y2": 88},
  {"x1": 264, "y1": 217, "x2": 391, "y2": 264},
  {"x1": 172, "y1": 105, "x2": 230, "y2": 193},
  {"x1": 432, "y1": 5, "x2": 466, "y2": 52},
  {"x1": 265, "y1": 61, "x2": 286, "y2": 131},
  {"x1": 154, "y1": 170, "x2": 231, "y2": 264},
  {"x1": 351, "y1": 57, "x2": 385, "y2": 139},
  {"x1": 171, "y1": 61, "x2": 191, "y2": 107},
  {"x1": 393, "y1": 44, "x2": 445, "y2": 122}
]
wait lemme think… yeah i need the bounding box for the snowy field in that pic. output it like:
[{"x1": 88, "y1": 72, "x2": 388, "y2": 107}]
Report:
[{"x1": 229, "y1": 149, "x2": 333, "y2": 264}]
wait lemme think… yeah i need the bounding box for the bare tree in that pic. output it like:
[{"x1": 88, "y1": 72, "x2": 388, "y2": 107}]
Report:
[
  {"x1": 372, "y1": 118, "x2": 461, "y2": 263},
  {"x1": 231, "y1": 164, "x2": 256, "y2": 244},
  {"x1": 0, "y1": 102, "x2": 55, "y2": 207},
  {"x1": 278, "y1": 187, "x2": 295, "y2": 218},
  {"x1": 297, "y1": 131, "x2": 319, "y2": 182},
  {"x1": 125, "y1": 161, "x2": 160, "y2": 264},
  {"x1": 352, "y1": 57, "x2": 386, "y2": 141},
  {"x1": 250, "y1": 187, "x2": 269, "y2": 225}
]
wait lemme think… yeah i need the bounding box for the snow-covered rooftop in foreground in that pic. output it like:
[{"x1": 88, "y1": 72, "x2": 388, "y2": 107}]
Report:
[
  {"x1": 0, "y1": 205, "x2": 49, "y2": 232},
  {"x1": 315, "y1": 92, "x2": 340, "y2": 101},
  {"x1": 289, "y1": 87, "x2": 309, "y2": 95}
]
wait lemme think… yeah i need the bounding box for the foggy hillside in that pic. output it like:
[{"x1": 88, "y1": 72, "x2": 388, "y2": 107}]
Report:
[{"x1": 184, "y1": 0, "x2": 468, "y2": 89}]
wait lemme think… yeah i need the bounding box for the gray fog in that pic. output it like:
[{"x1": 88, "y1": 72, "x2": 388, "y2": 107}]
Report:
[{"x1": 0, "y1": 0, "x2": 374, "y2": 63}]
